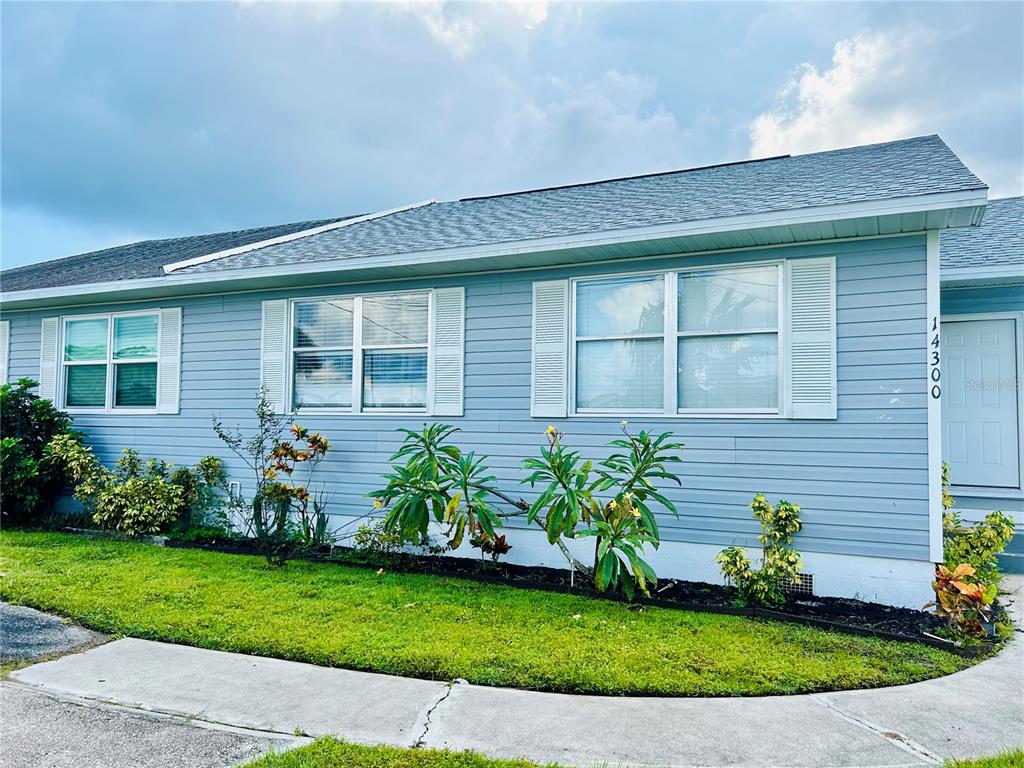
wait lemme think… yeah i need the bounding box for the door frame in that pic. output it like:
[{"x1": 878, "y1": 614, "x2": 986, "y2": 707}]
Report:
[{"x1": 941, "y1": 311, "x2": 1024, "y2": 497}]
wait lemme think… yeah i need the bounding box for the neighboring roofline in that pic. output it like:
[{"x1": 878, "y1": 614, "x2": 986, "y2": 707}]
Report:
[
  {"x1": 161, "y1": 199, "x2": 436, "y2": 274},
  {"x1": 941, "y1": 263, "x2": 1024, "y2": 286},
  {"x1": 0, "y1": 187, "x2": 987, "y2": 309}
]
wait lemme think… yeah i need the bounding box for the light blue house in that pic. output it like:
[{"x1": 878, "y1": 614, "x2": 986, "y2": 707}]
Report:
[
  {"x1": 939, "y1": 196, "x2": 1023, "y2": 571},
  {"x1": 1, "y1": 135, "x2": 1018, "y2": 607}
]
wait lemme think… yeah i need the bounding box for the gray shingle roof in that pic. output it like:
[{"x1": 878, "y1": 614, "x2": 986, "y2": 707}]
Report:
[
  {"x1": 1, "y1": 135, "x2": 987, "y2": 293},
  {"x1": 940, "y1": 196, "x2": 1023, "y2": 271},
  {"x1": 183, "y1": 135, "x2": 985, "y2": 275},
  {"x1": 0, "y1": 216, "x2": 355, "y2": 293}
]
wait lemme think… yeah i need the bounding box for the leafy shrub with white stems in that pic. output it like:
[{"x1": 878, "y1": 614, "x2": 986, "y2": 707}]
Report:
[{"x1": 371, "y1": 421, "x2": 685, "y2": 598}]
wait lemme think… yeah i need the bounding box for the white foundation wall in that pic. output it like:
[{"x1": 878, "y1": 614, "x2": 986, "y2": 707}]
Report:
[{"x1": 331, "y1": 514, "x2": 937, "y2": 610}]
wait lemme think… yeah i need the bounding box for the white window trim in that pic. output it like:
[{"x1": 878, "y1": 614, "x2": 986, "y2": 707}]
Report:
[
  {"x1": 286, "y1": 287, "x2": 433, "y2": 416},
  {"x1": 59, "y1": 309, "x2": 162, "y2": 415},
  {"x1": 568, "y1": 259, "x2": 785, "y2": 418},
  {"x1": 941, "y1": 310, "x2": 1024, "y2": 496}
]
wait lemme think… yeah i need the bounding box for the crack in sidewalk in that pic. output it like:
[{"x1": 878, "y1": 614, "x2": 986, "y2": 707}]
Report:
[
  {"x1": 411, "y1": 679, "x2": 464, "y2": 749},
  {"x1": 814, "y1": 696, "x2": 942, "y2": 765}
]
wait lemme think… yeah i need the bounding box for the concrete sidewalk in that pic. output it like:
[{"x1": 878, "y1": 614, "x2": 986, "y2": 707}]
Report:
[{"x1": 8, "y1": 581, "x2": 1024, "y2": 767}]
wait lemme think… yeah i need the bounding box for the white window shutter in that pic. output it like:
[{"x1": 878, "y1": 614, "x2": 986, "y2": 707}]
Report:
[
  {"x1": 0, "y1": 320, "x2": 10, "y2": 384},
  {"x1": 531, "y1": 279, "x2": 569, "y2": 418},
  {"x1": 786, "y1": 257, "x2": 837, "y2": 419},
  {"x1": 430, "y1": 287, "x2": 465, "y2": 417},
  {"x1": 38, "y1": 317, "x2": 59, "y2": 402},
  {"x1": 156, "y1": 307, "x2": 183, "y2": 414},
  {"x1": 261, "y1": 299, "x2": 289, "y2": 411}
]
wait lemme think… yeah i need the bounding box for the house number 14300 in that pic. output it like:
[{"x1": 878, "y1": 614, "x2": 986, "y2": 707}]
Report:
[{"x1": 929, "y1": 316, "x2": 941, "y2": 399}]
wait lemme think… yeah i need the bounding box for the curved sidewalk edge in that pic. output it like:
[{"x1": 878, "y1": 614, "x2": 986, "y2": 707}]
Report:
[{"x1": 9, "y1": 578, "x2": 1024, "y2": 768}]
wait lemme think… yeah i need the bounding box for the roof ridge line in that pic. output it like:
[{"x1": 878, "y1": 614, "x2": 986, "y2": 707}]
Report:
[
  {"x1": 162, "y1": 199, "x2": 436, "y2": 274},
  {"x1": 456, "y1": 155, "x2": 791, "y2": 203}
]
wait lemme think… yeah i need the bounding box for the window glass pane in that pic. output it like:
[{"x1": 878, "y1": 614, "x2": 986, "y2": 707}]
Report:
[
  {"x1": 362, "y1": 294, "x2": 429, "y2": 346},
  {"x1": 66, "y1": 365, "x2": 107, "y2": 407},
  {"x1": 678, "y1": 266, "x2": 778, "y2": 332},
  {"x1": 64, "y1": 319, "x2": 108, "y2": 361},
  {"x1": 114, "y1": 363, "x2": 157, "y2": 407},
  {"x1": 113, "y1": 315, "x2": 158, "y2": 359},
  {"x1": 576, "y1": 275, "x2": 664, "y2": 337},
  {"x1": 363, "y1": 349, "x2": 427, "y2": 408},
  {"x1": 678, "y1": 333, "x2": 778, "y2": 409},
  {"x1": 576, "y1": 339, "x2": 663, "y2": 410},
  {"x1": 294, "y1": 300, "x2": 354, "y2": 348},
  {"x1": 293, "y1": 352, "x2": 353, "y2": 408}
]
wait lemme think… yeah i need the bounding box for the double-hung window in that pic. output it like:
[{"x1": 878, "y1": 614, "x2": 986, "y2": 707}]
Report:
[
  {"x1": 574, "y1": 275, "x2": 665, "y2": 412},
  {"x1": 570, "y1": 262, "x2": 782, "y2": 415},
  {"x1": 290, "y1": 291, "x2": 429, "y2": 412},
  {"x1": 676, "y1": 264, "x2": 780, "y2": 412},
  {"x1": 62, "y1": 312, "x2": 160, "y2": 410}
]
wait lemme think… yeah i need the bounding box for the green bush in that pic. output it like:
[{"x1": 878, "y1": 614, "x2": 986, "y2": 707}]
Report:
[
  {"x1": 46, "y1": 435, "x2": 226, "y2": 536},
  {"x1": 0, "y1": 379, "x2": 76, "y2": 522},
  {"x1": 717, "y1": 494, "x2": 803, "y2": 606}
]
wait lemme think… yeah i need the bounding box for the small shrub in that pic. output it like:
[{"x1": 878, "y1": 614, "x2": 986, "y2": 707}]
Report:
[
  {"x1": 46, "y1": 436, "x2": 226, "y2": 536},
  {"x1": 925, "y1": 563, "x2": 995, "y2": 640},
  {"x1": 470, "y1": 532, "x2": 512, "y2": 562},
  {"x1": 353, "y1": 521, "x2": 405, "y2": 554},
  {"x1": 213, "y1": 388, "x2": 333, "y2": 565},
  {"x1": 943, "y1": 510, "x2": 1015, "y2": 590},
  {"x1": 0, "y1": 379, "x2": 76, "y2": 522},
  {"x1": 717, "y1": 494, "x2": 803, "y2": 606}
]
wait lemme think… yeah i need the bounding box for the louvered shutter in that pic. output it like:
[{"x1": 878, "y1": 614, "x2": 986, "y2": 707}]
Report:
[
  {"x1": 156, "y1": 307, "x2": 182, "y2": 414},
  {"x1": 786, "y1": 257, "x2": 837, "y2": 419},
  {"x1": 531, "y1": 279, "x2": 569, "y2": 418},
  {"x1": 261, "y1": 299, "x2": 289, "y2": 411},
  {"x1": 0, "y1": 320, "x2": 10, "y2": 384},
  {"x1": 430, "y1": 287, "x2": 465, "y2": 416},
  {"x1": 38, "y1": 317, "x2": 60, "y2": 402}
]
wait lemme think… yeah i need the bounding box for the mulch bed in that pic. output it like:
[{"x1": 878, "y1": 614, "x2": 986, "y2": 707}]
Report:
[{"x1": 159, "y1": 534, "x2": 1002, "y2": 657}]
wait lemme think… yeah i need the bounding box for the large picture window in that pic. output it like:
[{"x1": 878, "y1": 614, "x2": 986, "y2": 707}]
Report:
[
  {"x1": 572, "y1": 263, "x2": 782, "y2": 415},
  {"x1": 290, "y1": 292, "x2": 429, "y2": 412},
  {"x1": 62, "y1": 312, "x2": 160, "y2": 410}
]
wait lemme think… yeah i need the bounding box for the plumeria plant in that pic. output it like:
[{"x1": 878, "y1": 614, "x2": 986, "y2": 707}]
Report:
[
  {"x1": 369, "y1": 424, "x2": 506, "y2": 554},
  {"x1": 369, "y1": 420, "x2": 686, "y2": 596},
  {"x1": 523, "y1": 422, "x2": 685, "y2": 597}
]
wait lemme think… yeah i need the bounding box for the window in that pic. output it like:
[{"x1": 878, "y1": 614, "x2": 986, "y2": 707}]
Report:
[
  {"x1": 62, "y1": 312, "x2": 160, "y2": 410},
  {"x1": 677, "y1": 265, "x2": 780, "y2": 412},
  {"x1": 290, "y1": 292, "x2": 429, "y2": 412},
  {"x1": 574, "y1": 275, "x2": 664, "y2": 411},
  {"x1": 571, "y1": 263, "x2": 782, "y2": 415}
]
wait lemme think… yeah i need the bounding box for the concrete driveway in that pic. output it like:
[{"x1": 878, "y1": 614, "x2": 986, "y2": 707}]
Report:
[{"x1": 0, "y1": 603, "x2": 300, "y2": 768}]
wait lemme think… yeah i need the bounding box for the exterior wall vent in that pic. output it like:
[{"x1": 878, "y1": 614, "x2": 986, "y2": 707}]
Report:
[{"x1": 782, "y1": 573, "x2": 814, "y2": 597}]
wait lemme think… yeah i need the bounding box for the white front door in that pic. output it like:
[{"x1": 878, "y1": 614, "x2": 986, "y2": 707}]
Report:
[{"x1": 942, "y1": 318, "x2": 1021, "y2": 489}]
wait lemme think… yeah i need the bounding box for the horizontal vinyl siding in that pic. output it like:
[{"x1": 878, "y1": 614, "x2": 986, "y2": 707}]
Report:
[
  {"x1": 2, "y1": 235, "x2": 931, "y2": 561},
  {"x1": 940, "y1": 284, "x2": 1024, "y2": 543}
]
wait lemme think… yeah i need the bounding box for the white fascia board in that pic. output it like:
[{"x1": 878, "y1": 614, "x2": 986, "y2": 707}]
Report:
[
  {"x1": 940, "y1": 264, "x2": 1024, "y2": 286},
  {"x1": 1, "y1": 188, "x2": 988, "y2": 308},
  {"x1": 161, "y1": 199, "x2": 436, "y2": 273}
]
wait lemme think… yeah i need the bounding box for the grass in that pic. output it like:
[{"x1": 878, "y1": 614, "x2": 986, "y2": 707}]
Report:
[
  {"x1": 0, "y1": 531, "x2": 976, "y2": 696},
  {"x1": 243, "y1": 739, "x2": 558, "y2": 768},
  {"x1": 946, "y1": 751, "x2": 1024, "y2": 768}
]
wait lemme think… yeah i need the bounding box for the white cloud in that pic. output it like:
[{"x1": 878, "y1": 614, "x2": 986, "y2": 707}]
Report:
[
  {"x1": 394, "y1": 1, "x2": 550, "y2": 58},
  {"x1": 749, "y1": 30, "x2": 926, "y2": 157}
]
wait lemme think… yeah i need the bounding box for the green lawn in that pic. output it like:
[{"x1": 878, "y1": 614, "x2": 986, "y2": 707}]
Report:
[
  {"x1": 244, "y1": 739, "x2": 557, "y2": 768},
  {"x1": 0, "y1": 531, "x2": 974, "y2": 696},
  {"x1": 946, "y1": 751, "x2": 1024, "y2": 768}
]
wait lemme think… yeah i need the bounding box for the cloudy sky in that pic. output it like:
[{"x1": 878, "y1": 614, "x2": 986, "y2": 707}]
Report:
[{"x1": 2, "y1": 1, "x2": 1021, "y2": 269}]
